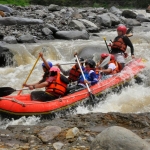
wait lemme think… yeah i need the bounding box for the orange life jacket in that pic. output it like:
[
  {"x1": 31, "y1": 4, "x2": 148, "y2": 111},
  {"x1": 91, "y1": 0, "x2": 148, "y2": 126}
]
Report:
[
  {"x1": 46, "y1": 73, "x2": 67, "y2": 97},
  {"x1": 111, "y1": 36, "x2": 127, "y2": 52},
  {"x1": 68, "y1": 65, "x2": 81, "y2": 82},
  {"x1": 95, "y1": 60, "x2": 122, "y2": 75}
]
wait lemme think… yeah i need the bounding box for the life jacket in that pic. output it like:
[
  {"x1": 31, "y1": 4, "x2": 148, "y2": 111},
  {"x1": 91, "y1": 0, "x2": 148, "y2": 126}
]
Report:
[
  {"x1": 79, "y1": 70, "x2": 95, "y2": 83},
  {"x1": 108, "y1": 60, "x2": 122, "y2": 74},
  {"x1": 46, "y1": 73, "x2": 67, "y2": 97},
  {"x1": 95, "y1": 60, "x2": 122, "y2": 75},
  {"x1": 111, "y1": 36, "x2": 127, "y2": 52},
  {"x1": 68, "y1": 65, "x2": 81, "y2": 82}
]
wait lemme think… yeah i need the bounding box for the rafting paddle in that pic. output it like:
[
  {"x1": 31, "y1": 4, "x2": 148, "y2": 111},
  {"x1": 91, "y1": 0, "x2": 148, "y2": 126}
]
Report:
[
  {"x1": 75, "y1": 54, "x2": 95, "y2": 100},
  {"x1": 0, "y1": 87, "x2": 28, "y2": 97}
]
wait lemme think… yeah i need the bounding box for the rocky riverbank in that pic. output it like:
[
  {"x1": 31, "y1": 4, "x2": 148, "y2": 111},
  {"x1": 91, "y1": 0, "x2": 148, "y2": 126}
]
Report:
[
  {"x1": 1, "y1": 112, "x2": 150, "y2": 150},
  {"x1": 0, "y1": 4, "x2": 150, "y2": 43}
]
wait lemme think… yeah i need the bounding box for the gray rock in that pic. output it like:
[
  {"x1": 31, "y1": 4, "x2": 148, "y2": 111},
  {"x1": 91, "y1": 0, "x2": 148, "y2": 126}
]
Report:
[
  {"x1": 109, "y1": 6, "x2": 122, "y2": 16},
  {"x1": 97, "y1": 13, "x2": 112, "y2": 27},
  {"x1": 136, "y1": 14, "x2": 150, "y2": 22},
  {"x1": 17, "y1": 34, "x2": 36, "y2": 43},
  {"x1": 90, "y1": 126, "x2": 150, "y2": 150},
  {"x1": 108, "y1": 13, "x2": 120, "y2": 26},
  {"x1": 53, "y1": 142, "x2": 64, "y2": 150},
  {"x1": 0, "y1": 4, "x2": 14, "y2": 13},
  {"x1": 78, "y1": 19, "x2": 98, "y2": 29},
  {"x1": 0, "y1": 17, "x2": 43, "y2": 26},
  {"x1": 55, "y1": 30, "x2": 89, "y2": 40},
  {"x1": 35, "y1": 10, "x2": 46, "y2": 17},
  {"x1": 47, "y1": 13, "x2": 55, "y2": 20},
  {"x1": 125, "y1": 18, "x2": 141, "y2": 26},
  {"x1": 46, "y1": 23, "x2": 59, "y2": 32},
  {"x1": 42, "y1": 27, "x2": 53, "y2": 35},
  {"x1": 69, "y1": 20, "x2": 86, "y2": 30},
  {"x1": 3, "y1": 36, "x2": 17, "y2": 44},
  {"x1": 122, "y1": 10, "x2": 137, "y2": 19},
  {"x1": 38, "y1": 126, "x2": 61, "y2": 143},
  {"x1": 48, "y1": 4, "x2": 61, "y2": 11}
]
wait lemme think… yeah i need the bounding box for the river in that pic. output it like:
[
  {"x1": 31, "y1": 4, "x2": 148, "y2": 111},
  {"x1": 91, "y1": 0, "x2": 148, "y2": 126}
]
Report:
[{"x1": 0, "y1": 10, "x2": 150, "y2": 128}]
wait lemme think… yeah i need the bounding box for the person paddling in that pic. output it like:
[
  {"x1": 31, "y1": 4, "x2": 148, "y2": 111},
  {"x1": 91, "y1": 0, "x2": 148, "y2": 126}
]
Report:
[
  {"x1": 96, "y1": 53, "x2": 121, "y2": 80},
  {"x1": 56, "y1": 57, "x2": 85, "y2": 84},
  {"x1": 23, "y1": 66, "x2": 69, "y2": 101},
  {"x1": 110, "y1": 24, "x2": 135, "y2": 68},
  {"x1": 68, "y1": 59, "x2": 98, "y2": 93}
]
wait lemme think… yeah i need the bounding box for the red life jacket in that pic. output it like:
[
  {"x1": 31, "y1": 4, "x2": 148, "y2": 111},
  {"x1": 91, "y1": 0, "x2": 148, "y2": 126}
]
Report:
[
  {"x1": 68, "y1": 65, "x2": 81, "y2": 82},
  {"x1": 46, "y1": 73, "x2": 67, "y2": 97},
  {"x1": 111, "y1": 36, "x2": 127, "y2": 52}
]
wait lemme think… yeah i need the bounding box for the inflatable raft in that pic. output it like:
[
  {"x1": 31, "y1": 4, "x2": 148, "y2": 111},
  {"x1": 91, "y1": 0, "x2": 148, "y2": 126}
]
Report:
[{"x1": 0, "y1": 58, "x2": 145, "y2": 118}]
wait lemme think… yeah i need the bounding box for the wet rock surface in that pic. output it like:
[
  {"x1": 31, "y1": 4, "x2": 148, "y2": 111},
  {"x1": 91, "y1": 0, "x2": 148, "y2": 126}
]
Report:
[{"x1": 1, "y1": 112, "x2": 150, "y2": 149}]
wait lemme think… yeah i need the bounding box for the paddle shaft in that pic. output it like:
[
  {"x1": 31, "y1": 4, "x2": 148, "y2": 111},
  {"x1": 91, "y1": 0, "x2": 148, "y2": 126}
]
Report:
[
  {"x1": 18, "y1": 55, "x2": 41, "y2": 95},
  {"x1": 75, "y1": 55, "x2": 92, "y2": 93},
  {"x1": 103, "y1": 37, "x2": 111, "y2": 53}
]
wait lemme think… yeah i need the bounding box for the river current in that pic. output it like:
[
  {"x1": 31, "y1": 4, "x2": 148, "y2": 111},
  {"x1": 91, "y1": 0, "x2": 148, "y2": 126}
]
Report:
[{"x1": 0, "y1": 10, "x2": 150, "y2": 128}]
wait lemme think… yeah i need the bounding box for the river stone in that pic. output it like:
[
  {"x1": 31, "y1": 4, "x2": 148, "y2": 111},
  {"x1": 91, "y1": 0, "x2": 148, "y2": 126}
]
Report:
[
  {"x1": 108, "y1": 13, "x2": 120, "y2": 26},
  {"x1": 66, "y1": 127, "x2": 80, "y2": 139},
  {"x1": 96, "y1": 13, "x2": 112, "y2": 27},
  {"x1": 69, "y1": 20, "x2": 86, "y2": 30},
  {"x1": 17, "y1": 34, "x2": 36, "y2": 43},
  {"x1": 46, "y1": 23, "x2": 59, "y2": 32},
  {"x1": 78, "y1": 19, "x2": 98, "y2": 29},
  {"x1": 42, "y1": 27, "x2": 53, "y2": 35},
  {"x1": 55, "y1": 30, "x2": 89, "y2": 40},
  {"x1": 48, "y1": 4, "x2": 61, "y2": 11},
  {"x1": 0, "y1": 17, "x2": 43, "y2": 26},
  {"x1": 90, "y1": 126, "x2": 150, "y2": 150},
  {"x1": 0, "y1": 4, "x2": 14, "y2": 13},
  {"x1": 122, "y1": 10, "x2": 137, "y2": 19},
  {"x1": 53, "y1": 142, "x2": 64, "y2": 150},
  {"x1": 109, "y1": 6, "x2": 122, "y2": 16},
  {"x1": 38, "y1": 126, "x2": 61, "y2": 143},
  {"x1": 125, "y1": 18, "x2": 141, "y2": 26},
  {"x1": 3, "y1": 36, "x2": 17, "y2": 44},
  {"x1": 136, "y1": 14, "x2": 150, "y2": 22}
]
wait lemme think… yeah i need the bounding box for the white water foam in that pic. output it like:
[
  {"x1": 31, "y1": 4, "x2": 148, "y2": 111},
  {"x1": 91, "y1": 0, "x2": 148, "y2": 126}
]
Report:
[{"x1": 0, "y1": 116, "x2": 40, "y2": 129}]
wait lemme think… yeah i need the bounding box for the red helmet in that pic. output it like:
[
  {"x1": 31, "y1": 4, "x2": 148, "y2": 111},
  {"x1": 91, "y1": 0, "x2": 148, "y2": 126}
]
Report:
[
  {"x1": 100, "y1": 53, "x2": 109, "y2": 59},
  {"x1": 117, "y1": 25, "x2": 127, "y2": 35}
]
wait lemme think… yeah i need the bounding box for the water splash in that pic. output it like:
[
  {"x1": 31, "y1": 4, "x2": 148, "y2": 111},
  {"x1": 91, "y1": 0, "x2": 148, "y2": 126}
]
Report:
[{"x1": 0, "y1": 116, "x2": 41, "y2": 129}]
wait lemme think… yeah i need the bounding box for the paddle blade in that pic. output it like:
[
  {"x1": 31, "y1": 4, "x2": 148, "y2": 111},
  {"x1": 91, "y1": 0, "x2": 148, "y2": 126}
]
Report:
[
  {"x1": 0, "y1": 87, "x2": 16, "y2": 97},
  {"x1": 100, "y1": 55, "x2": 111, "y2": 68}
]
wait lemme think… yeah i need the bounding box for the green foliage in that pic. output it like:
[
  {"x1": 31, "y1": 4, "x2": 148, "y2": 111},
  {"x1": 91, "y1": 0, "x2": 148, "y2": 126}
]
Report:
[{"x1": 0, "y1": 0, "x2": 29, "y2": 6}]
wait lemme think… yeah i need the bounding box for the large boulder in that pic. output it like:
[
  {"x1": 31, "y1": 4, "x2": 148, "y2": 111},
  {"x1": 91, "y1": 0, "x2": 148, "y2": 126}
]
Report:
[
  {"x1": 55, "y1": 30, "x2": 89, "y2": 40},
  {"x1": 3, "y1": 36, "x2": 17, "y2": 44},
  {"x1": 0, "y1": 4, "x2": 13, "y2": 13},
  {"x1": 78, "y1": 19, "x2": 99, "y2": 32},
  {"x1": 0, "y1": 17, "x2": 43, "y2": 26},
  {"x1": 136, "y1": 14, "x2": 150, "y2": 22},
  {"x1": 146, "y1": 5, "x2": 150, "y2": 13},
  {"x1": 122, "y1": 10, "x2": 137, "y2": 19},
  {"x1": 69, "y1": 20, "x2": 86, "y2": 30},
  {"x1": 17, "y1": 34, "x2": 36, "y2": 43},
  {"x1": 109, "y1": 6, "x2": 122, "y2": 16},
  {"x1": 90, "y1": 126, "x2": 150, "y2": 150},
  {"x1": 125, "y1": 18, "x2": 141, "y2": 26},
  {"x1": 108, "y1": 13, "x2": 120, "y2": 26},
  {"x1": 96, "y1": 13, "x2": 111, "y2": 27},
  {"x1": 48, "y1": 4, "x2": 61, "y2": 11}
]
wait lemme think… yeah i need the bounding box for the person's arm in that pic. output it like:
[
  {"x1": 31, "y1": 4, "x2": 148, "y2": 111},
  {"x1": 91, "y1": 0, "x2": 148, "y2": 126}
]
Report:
[
  {"x1": 101, "y1": 63, "x2": 116, "y2": 74},
  {"x1": 56, "y1": 63, "x2": 71, "y2": 76},
  {"x1": 24, "y1": 81, "x2": 49, "y2": 90},
  {"x1": 39, "y1": 53, "x2": 50, "y2": 70},
  {"x1": 123, "y1": 36, "x2": 134, "y2": 58}
]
